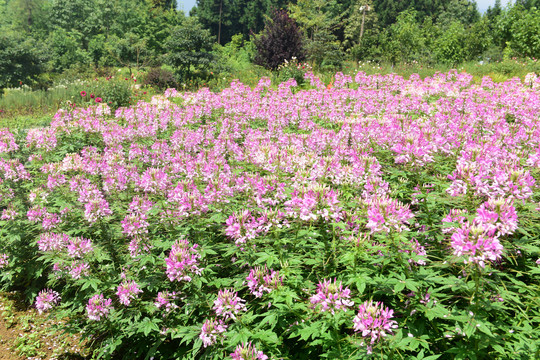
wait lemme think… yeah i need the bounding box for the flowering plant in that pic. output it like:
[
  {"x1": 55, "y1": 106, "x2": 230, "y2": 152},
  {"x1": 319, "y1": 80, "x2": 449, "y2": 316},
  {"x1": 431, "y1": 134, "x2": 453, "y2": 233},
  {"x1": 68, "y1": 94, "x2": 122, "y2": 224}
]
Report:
[{"x1": 0, "y1": 70, "x2": 538, "y2": 359}]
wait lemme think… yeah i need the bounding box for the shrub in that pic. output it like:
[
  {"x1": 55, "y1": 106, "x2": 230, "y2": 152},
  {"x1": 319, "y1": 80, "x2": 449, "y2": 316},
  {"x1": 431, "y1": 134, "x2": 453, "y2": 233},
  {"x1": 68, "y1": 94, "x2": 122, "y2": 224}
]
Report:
[
  {"x1": 277, "y1": 57, "x2": 312, "y2": 85},
  {"x1": 254, "y1": 10, "x2": 306, "y2": 70},
  {"x1": 143, "y1": 68, "x2": 177, "y2": 90},
  {"x1": 76, "y1": 77, "x2": 135, "y2": 109}
]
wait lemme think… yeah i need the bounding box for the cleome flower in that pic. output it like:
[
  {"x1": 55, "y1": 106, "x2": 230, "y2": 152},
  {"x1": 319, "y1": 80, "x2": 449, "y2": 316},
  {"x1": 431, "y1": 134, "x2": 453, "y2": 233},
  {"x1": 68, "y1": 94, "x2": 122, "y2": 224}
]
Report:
[
  {"x1": 165, "y1": 238, "x2": 202, "y2": 282},
  {"x1": 246, "y1": 266, "x2": 282, "y2": 298},
  {"x1": 86, "y1": 294, "x2": 113, "y2": 321},
  {"x1": 310, "y1": 278, "x2": 354, "y2": 314},
  {"x1": 35, "y1": 289, "x2": 61, "y2": 314},
  {"x1": 213, "y1": 289, "x2": 247, "y2": 321},
  {"x1": 353, "y1": 300, "x2": 398, "y2": 354},
  {"x1": 199, "y1": 318, "x2": 228, "y2": 348},
  {"x1": 116, "y1": 280, "x2": 143, "y2": 306},
  {"x1": 230, "y1": 342, "x2": 268, "y2": 360}
]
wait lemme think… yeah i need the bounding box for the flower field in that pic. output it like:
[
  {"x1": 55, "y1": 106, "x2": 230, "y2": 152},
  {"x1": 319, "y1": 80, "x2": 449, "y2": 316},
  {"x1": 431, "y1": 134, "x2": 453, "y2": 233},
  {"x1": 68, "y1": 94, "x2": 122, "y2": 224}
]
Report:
[{"x1": 1, "y1": 71, "x2": 540, "y2": 359}]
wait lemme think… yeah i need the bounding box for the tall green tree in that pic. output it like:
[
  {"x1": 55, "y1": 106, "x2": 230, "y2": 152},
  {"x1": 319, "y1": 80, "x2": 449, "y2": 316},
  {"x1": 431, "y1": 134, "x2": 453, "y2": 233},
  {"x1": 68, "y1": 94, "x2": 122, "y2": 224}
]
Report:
[
  {"x1": 0, "y1": 32, "x2": 46, "y2": 92},
  {"x1": 164, "y1": 17, "x2": 215, "y2": 80},
  {"x1": 192, "y1": 0, "x2": 287, "y2": 44}
]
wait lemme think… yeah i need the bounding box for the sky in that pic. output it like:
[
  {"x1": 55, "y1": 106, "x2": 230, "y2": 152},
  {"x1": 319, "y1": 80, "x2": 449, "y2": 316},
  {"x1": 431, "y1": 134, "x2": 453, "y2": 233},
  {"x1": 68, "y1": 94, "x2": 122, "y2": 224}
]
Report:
[{"x1": 177, "y1": 0, "x2": 513, "y2": 15}]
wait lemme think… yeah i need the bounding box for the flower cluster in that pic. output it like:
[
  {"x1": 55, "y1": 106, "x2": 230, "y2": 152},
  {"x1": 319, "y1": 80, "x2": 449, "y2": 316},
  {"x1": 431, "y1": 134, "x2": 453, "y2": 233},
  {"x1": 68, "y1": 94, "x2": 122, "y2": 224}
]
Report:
[
  {"x1": 35, "y1": 289, "x2": 61, "y2": 314},
  {"x1": 86, "y1": 294, "x2": 113, "y2": 321},
  {"x1": 213, "y1": 289, "x2": 247, "y2": 321},
  {"x1": 116, "y1": 280, "x2": 143, "y2": 306},
  {"x1": 353, "y1": 300, "x2": 398, "y2": 354},
  {"x1": 230, "y1": 342, "x2": 269, "y2": 360},
  {"x1": 310, "y1": 278, "x2": 354, "y2": 314},
  {"x1": 450, "y1": 222, "x2": 504, "y2": 268},
  {"x1": 199, "y1": 318, "x2": 228, "y2": 348},
  {"x1": 246, "y1": 266, "x2": 282, "y2": 298},
  {"x1": 165, "y1": 238, "x2": 201, "y2": 282}
]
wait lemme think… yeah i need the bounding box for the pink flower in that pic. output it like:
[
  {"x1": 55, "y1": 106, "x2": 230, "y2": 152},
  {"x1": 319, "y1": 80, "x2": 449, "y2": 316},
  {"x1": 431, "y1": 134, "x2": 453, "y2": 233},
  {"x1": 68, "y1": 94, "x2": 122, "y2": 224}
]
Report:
[
  {"x1": 67, "y1": 237, "x2": 93, "y2": 258},
  {"x1": 230, "y1": 342, "x2": 268, "y2": 360},
  {"x1": 310, "y1": 278, "x2": 354, "y2": 314},
  {"x1": 246, "y1": 266, "x2": 282, "y2": 298},
  {"x1": 200, "y1": 318, "x2": 228, "y2": 347},
  {"x1": 116, "y1": 280, "x2": 142, "y2": 306},
  {"x1": 450, "y1": 223, "x2": 503, "y2": 268},
  {"x1": 95, "y1": 97, "x2": 102, "y2": 103},
  {"x1": 365, "y1": 196, "x2": 414, "y2": 233},
  {"x1": 37, "y1": 232, "x2": 69, "y2": 252},
  {"x1": 86, "y1": 294, "x2": 113, "y2": 321},
  {"x1": 165, "y1": 238, "x2": 201, "y2": 282},
  {"x1": 0, "y1": 254, "x2": 8, "y2": 268},
  {"x1": 155, "y1": 291, "x2": 178, "y2": 312},
  {"x1": 80, "y1": 91, "x2": 87, "y2": 97},
  {"x1": 35, "y1": 289, "x2": 61, "y2": 314},
  {"x1": 353, "y1": 300, "x2": 398, "y2": 354},
  {"x1": 213, "y1": 289, "x2": 247, "y2": 321}
]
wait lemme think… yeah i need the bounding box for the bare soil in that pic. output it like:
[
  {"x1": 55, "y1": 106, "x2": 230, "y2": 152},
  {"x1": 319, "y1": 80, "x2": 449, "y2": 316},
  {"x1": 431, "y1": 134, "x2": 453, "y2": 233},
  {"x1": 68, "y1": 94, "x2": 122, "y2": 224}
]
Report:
[{"x1": 0, "y1": 292, "x2": 89, "y2": 360}]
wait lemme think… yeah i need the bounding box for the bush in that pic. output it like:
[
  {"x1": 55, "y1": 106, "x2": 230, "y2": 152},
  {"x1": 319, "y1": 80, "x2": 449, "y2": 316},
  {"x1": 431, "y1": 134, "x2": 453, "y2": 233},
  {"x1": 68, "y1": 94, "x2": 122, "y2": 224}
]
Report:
[
  {"x1": 277, "y1": 57, "x2": 312, "y2": 85},
  {"x1": 75, "y1": 77, "x2": 135, "y2": 109},
  {"x1": 254, "y1": 10, "x2": 306, "y2": 70},
  {"x1": 143, "y1": 67, "x2": 177, "y2": 90}
]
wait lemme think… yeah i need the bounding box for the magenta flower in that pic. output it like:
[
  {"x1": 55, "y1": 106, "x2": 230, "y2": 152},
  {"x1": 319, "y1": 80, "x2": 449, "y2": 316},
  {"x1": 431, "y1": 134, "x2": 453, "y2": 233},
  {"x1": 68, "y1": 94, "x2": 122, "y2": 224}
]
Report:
[
  {"x1": 86, "y1": 294, "x2": 113, "y2": 321},
  {"x1": 0, "y1": 254, "x2": 8, "y2": 268},
  {"x1": 116, "y1": 280, "x2": 142, "y2": 306},
  {"x1": 365, "y1": 196, "x2": 414, "y2": 233},
  {"x1": 213, "y1": 289, "x2": 247, "y2": 321},
  {"x1": 475, "y1": 198, "x2": 518, "y2": 236},
  {"x1": 246, "y1": 266, "x2": 282, "y2": 298},
  {"x1": 310, "y1": 278, "x2": 354, "y2": 314},
  {"x1": 67, "y1": 237, "x2": 93, "y2": 258},
  {"x1": 35, "y1": 289, "x2": 61, "y2": 314},
  {"x1": 353, "y1": 300, "x2": 398, "y2": 354},
  {"x1": 450, "y1": 223, "x2": 503, "y2": 268},
  {"x1": 165, "y1": 238, "x2": 201, "y2": 282},
  {"x1": 230, "y1": 342, "x2": 268, "y2": 360},
  {"x1": 37, "y1": 232, "x2": 69, "y2": 252},
  {"x1": 199, "y1": 318, "x2": 228, "y2": 348},
  {"x1": 154, "y1": 291, "x2": 178, "y2": 312}
]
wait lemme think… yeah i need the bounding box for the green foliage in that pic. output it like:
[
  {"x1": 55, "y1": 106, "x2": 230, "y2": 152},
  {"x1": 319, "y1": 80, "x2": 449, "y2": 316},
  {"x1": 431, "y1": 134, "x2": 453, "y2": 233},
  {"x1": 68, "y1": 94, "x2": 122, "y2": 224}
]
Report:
[
  {"x1": 47, "y1": 28, "x2": 91, "y2": 72},
  {"x1": 434, "y1": 21, "x2": 467, "y2": 65},
  {"x1": 76, "y1": 77, "x2": 135, "y2": 110},
  {"x1": 508, "y1": 8, "x2": 540, "y2": 58},
  {"x1": 164, "y1": 17, "x2": 215, "y2": 81},
  {"x1": 383, "y1": 10, "x2": 426, "y2": 64},
  {"x1": 277, "y1": 57, "x2": 312, "y2": 85},
  {"x1": 0, "y1": 32, "x2": 46, "y2": 93}
]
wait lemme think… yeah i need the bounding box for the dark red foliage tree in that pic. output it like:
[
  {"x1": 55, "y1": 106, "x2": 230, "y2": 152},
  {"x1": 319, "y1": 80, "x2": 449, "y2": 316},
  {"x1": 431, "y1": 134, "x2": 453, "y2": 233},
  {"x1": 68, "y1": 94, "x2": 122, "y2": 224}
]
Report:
[{"x1": 254, "y1": 9, "x2": 305, "y2": 70}]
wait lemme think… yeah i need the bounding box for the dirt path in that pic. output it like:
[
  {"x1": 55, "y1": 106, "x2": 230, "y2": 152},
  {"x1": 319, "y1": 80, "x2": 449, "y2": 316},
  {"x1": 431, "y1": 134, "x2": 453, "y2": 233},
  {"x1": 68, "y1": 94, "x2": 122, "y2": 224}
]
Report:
[{"x1": 0, "y1": 292, "x2": 88, "y2": 360}]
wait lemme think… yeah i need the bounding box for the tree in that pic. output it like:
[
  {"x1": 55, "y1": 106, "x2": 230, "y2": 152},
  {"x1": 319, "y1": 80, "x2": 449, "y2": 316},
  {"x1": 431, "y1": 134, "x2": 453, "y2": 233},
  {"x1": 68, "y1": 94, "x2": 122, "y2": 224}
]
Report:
[
  {"x1": 0, "y1": 32, "x2": 46, "y2": 92},
  {"x1": 508, "y1": 7, "x2": 540, "y2": 58},
  {"x1": 164, "y1": 17, "x2": 215, "y2": 80},
  {"x1": 288, "y1": 0, "x2": 344, "y2": 68},
  {"x1": 254, "y1": 9, "x2": 305, "y2": 70},
  {"x1": 193, "y1": 0, "x2": 288, "y2": 45},
  {"x1": 105, "y1": 33, "x2": 153, "y2": 74},
  {"x1": 433, "y1": 21, "x2": 467, "y2": 65},
  {"x1": 344, "y1": 0, "x2": 378, "y2": 50},
  {"x1": 383, "y1": 10, "x2": 426, "y2": 63}
]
